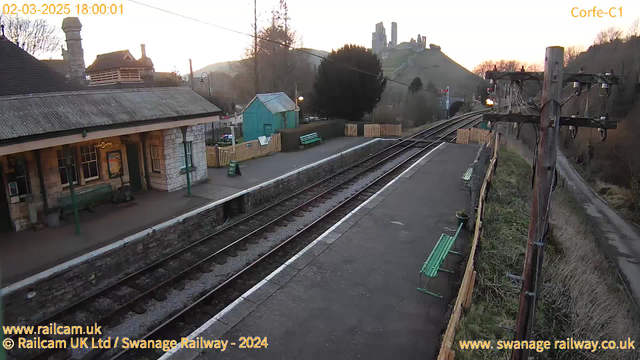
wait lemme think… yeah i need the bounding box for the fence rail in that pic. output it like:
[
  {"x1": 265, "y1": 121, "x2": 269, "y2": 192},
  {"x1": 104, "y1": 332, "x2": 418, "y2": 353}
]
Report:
[
  {"x1": 363, "y1": 124, "x2": 402, "y2": 138},
  {"x1": 437, "y1": 132, "x2": 500, "y2": 360},
  {"x1": 345, "y1": 123, "x2": 358, "y2": 137},
  {"x1": 206, "y1": 133, "x2": 281, "y2": 168},
  {"x1": 456, "y1": 128, "x2": 491, "y2": 144}
]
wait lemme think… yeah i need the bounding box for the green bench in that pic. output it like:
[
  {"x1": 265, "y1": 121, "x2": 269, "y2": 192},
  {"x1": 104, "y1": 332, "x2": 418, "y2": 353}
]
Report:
[
  {"x1": 461, "y1": 166, "x2": 473, "y2": 190},
  {"x1": 300, "y1": 132, "x2": 322, "y2": 147},
  {"x1": 57, "y1": 183, "x2": 114, "y2": 217},
  {"x1": 417, "y1": 223, "x2": 463, "y2": 298}
]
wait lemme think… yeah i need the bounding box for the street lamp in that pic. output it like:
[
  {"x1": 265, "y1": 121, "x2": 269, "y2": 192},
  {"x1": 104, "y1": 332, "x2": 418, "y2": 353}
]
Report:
[{"x1": 200, "y1": 72, "x2": 212, "y2": 103}]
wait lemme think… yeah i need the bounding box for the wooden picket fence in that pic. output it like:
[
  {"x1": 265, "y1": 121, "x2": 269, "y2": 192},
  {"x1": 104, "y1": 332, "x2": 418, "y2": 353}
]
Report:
[
  {"x1": 206, "y1": 133, "x2": 281, "y2": 168},
  {"x1": 456, "y1": 128, "x2": 492, "y2": 145},
  {"x1": 437, "y1": 132, "x2": 500, "y2": 360},
  {"x1": 363, "y1": 124, "x2": 402, "y2": 138},
  {"x1": 345, "y1": 123, "x2": 358, "y2": 137}
]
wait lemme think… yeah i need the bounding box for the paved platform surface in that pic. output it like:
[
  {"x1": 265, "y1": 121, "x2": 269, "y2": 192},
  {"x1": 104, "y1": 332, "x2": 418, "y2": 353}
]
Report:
[
  {"x1": 0, "y1": 137, "x2": 371, "y2": 286},
  {"x1": 171, "y1": 143, "x2": 479, "y2": 360}
]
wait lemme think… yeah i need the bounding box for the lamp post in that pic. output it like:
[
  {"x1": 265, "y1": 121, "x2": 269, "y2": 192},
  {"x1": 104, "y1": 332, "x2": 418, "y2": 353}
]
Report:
[
  {"x1": 295, "y1": 82, "x2": 304, "y2": 125},
  {"x1": 200, "y1": 72, "x2": 212, "y2": 103}
]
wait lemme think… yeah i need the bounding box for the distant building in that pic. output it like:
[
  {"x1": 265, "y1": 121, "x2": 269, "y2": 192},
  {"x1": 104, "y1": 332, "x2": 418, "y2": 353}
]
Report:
[
  {"x1": 86, "y1": 45, "x2": 154, "y2": 87},
  {"x1": 391, "y1": 22, "x2": 397, "y2": 48},
  {"x1": 41, "y1": 17, "x2": 155, "y2": 88},
  {"x1": 242, "y1": 93, "x2": 298, "y2": 141},
  {"x1": 372, "y1": 22, "x2": 387, "y2": 55}
]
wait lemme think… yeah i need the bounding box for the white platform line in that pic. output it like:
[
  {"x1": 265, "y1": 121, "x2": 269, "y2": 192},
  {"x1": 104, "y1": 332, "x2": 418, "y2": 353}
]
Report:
[
  {"x1": 158, "y1": 142, "x2": 446, "y2": 359},
  {"x1": 1, "y1": 139, "x2": 384, "y2": 296}
]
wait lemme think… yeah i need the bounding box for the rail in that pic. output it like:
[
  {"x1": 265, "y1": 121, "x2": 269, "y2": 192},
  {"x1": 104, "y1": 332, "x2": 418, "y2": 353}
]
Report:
[
  {"x1": 111, "y1": 113, "x2": 486, "y2": 360},
  {"x1": 7, "y1": 111, "x2": 485, "y2": 360}
]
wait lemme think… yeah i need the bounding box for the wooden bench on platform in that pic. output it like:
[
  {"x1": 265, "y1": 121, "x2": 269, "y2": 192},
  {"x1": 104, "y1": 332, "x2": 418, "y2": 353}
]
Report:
[
  {"x1": 58, "y1": 183, "x2": 114, "y2": 218},
  {"x1": 299, "y1": 132, "x2": 322, "y2": 149},
  {"x1": 417, "y1": 223, "x2": 463, "y2": 298},
  {"x1": 461, "y1": 166, "x2": 473, "y2": 190}
]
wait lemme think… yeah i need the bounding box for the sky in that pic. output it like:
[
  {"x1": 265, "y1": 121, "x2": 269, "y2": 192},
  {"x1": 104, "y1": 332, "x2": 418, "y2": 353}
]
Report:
[{"x1": 11, "y1": 0, "x2": 640, "y2": 74}]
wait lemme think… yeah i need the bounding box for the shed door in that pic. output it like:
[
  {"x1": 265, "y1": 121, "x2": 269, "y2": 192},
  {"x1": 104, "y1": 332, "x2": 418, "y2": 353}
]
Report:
[{"x1": 0, "y1": 169, "x2": 13, "y2": 233}]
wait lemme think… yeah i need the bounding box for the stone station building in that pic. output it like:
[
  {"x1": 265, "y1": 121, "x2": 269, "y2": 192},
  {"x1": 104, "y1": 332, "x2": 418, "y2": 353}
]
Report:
[{"x1": 0, "y1": 88, "x2": 221, "y2": 233}]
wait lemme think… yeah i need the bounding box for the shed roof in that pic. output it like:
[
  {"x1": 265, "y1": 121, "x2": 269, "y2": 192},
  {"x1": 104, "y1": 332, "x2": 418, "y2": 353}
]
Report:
[
  {"x1": 253, "y1": 92, "x2": 296, "y2": 114},
  {"x1": 86, "y1": 50, "x2": 151, "y2": 72},
  {"x1": 0, "y1": 87, "x2": 221, "y2": 144}
]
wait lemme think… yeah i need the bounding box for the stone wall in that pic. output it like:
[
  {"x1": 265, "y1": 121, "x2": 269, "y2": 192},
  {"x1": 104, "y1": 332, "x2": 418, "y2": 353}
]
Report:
[
  {"x1": 1, "y1": 139, "x2": 394, "y2": 325},
  {"x1": 163, "y1": 125, "x2": 208, "y2": 192}
]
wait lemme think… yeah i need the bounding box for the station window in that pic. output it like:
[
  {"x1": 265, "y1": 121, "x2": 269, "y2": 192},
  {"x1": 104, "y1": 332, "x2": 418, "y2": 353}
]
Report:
[
  {"x1": 57, "y1": 149, "x2": 78, "y2": 186},
  {"x1": 7, "y1": 157, "x2": 30, "y2": 200},
  {"x1": 150, "y1": 145, "x2": 161, "y2": 172},
  {"x1": 178, "y1": 142, "x2": 193, "y2": 170},
  {"x1": 80, "y1": 145, "x2": 100, "y2": 181}
]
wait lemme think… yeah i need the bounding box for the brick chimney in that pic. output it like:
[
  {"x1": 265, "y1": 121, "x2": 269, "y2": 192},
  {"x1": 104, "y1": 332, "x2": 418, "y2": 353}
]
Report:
[
  {"x1": 141, "y1": 44, "x2": 146, "y2": 58},
  {"x1": 61, "y1": 17, "x2": 86, "y2": 83}
]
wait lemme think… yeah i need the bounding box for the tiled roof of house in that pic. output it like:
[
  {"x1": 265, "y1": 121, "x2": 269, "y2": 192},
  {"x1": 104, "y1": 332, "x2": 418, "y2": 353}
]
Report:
[
  {"x1": 86, "y1": 50, "x2": 151, "y2": 72},
  {"x1": 0, "y1": 36, "x2": 84, "y2": 96},
  {"x1": 0, "y1": 87, "x2": 221, "y2": 144}
]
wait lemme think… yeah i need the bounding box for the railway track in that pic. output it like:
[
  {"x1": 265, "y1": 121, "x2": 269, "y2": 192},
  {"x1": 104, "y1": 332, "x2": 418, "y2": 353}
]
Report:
[{"x1": 8, "y1": 111, "x2": 484, "y2": 360}]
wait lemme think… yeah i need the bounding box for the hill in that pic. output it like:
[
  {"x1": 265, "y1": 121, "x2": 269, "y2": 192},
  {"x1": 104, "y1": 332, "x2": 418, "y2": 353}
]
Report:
[
  {"x1": 194, "y1": 48, "x2": 329, "y2": 77},
  {"x1": 381, "y1": 47, "x2": 484, "y2": 98}
]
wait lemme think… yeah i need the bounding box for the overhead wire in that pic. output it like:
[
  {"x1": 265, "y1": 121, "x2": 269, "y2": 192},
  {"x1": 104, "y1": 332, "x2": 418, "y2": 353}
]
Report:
[{"x1": 128, "y1": 0, "x2": 438, "y2": 94}]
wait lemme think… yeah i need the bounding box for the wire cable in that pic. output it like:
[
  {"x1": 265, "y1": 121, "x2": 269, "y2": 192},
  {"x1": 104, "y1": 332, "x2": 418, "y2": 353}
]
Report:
[{"x1": 128, "y1": 0, "x2": 438, "y2": 94}]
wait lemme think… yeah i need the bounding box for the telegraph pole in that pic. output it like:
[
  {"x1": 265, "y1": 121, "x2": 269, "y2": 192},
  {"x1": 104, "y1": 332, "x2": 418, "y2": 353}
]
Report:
[
  {"x1": 483, "y1": 49, "x2": 618, "y2": 360},
  {"x1": 189, "y1": 59, "x2": 194, "y2": 90},
  {"x1": 253, "y1": 0, "x2": 259, "y2": 94},
  {"x1": 511, "y1": 46, "x2": 564, "y2": 360}
]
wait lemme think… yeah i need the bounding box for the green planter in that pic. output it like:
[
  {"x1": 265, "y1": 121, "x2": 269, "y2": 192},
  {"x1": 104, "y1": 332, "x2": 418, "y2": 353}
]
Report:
[{"x1": 456, "y1": 212, "x2": 470, "y2": 227}]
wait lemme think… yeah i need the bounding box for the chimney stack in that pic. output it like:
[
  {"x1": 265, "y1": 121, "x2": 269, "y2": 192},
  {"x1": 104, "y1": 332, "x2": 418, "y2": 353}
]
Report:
[
  {"x1": 61, "y1": 17, "x2": 86, "y2": 83},
  {"x1": 141, "y1": 44, "x2": 146, "y2": 58}
]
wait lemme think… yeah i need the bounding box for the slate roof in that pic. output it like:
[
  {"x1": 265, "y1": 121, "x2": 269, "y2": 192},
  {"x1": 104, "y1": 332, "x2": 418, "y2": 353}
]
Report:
[
  {"x1": 252, "y1": 92, "x2": 297, "y2": 114},
  {"x1": 42, "y1": 59, "x2": 70, "y2": 77},
  {"x1": 0, "y1": 87, "x2": 221, "y2": 144},
  {"x1": 0, "y1": 36, "x2": 84, "y2": 96},
  {"x1": 86, "y1": 50, "x2": 151, "y2": 72}
]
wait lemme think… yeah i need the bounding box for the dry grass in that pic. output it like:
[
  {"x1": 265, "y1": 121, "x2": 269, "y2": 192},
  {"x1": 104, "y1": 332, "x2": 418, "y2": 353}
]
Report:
[
  {"x1": 543, "y1": 187, "x2": 640, "y2": 359},
  {"x1": 591, "y1": 180, "x2": 640, "y2": 224},
  {"x1": 455, "y1": 150, "x2": 640, "y2": 360}
]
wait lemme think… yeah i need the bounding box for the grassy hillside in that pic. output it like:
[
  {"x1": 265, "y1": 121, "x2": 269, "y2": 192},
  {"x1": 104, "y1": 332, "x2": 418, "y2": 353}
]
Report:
[
  {"x1": 194, "y1": 48, "x2": 329, "y2": 77},
  {"x1": 382, "y1": 48, "x2": 484, "y2": 98}
]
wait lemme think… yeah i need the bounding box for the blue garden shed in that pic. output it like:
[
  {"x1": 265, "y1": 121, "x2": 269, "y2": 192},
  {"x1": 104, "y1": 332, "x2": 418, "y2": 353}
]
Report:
[{"x1": 242, "y1": 92, "x2": 298, "y2": 141}]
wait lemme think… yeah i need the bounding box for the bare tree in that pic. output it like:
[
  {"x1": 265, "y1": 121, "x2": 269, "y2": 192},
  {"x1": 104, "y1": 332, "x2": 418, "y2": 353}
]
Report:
[
  {"x1": 627, "y1": 18, "x2": 640, "y2": 39},
  {"x1": 526, "y1": 63, "x2": 543, "y2": 72},
  {"x1": 564, "y1": 45, "x2": 585, "y2": 66},
  {"x1": 0, "y1": 14, "x2": 61, "y2": 58},
  {"x1": 472, "y1": 59, "x2": 527, "y2": 77},
  {"x1": 594, "y1": 26, "x2": 623, "y2": 45},
  {"x1": 472, "y1": 60, "x2": 495, "y2": 77}
]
